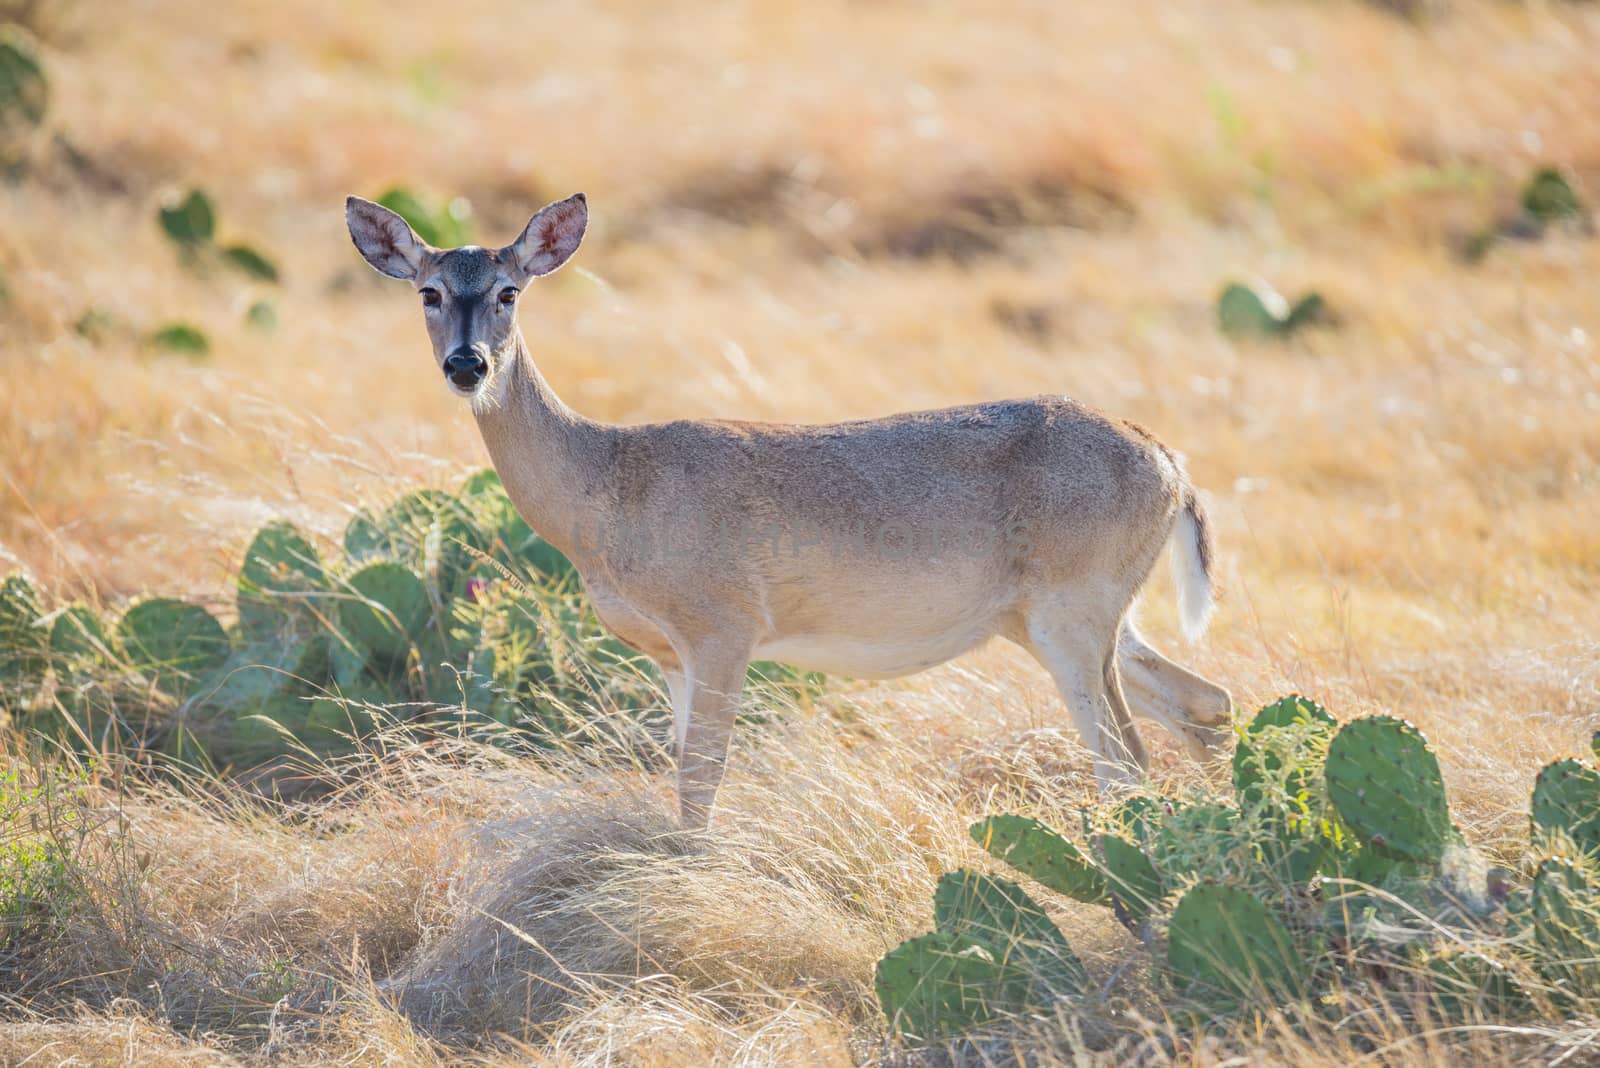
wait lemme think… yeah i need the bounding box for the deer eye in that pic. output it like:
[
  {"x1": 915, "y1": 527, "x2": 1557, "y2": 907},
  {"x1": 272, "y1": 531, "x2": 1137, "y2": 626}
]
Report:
[
  {"x1": 420, "y1": 288, "x2": 441, "y2": 308},
  {"x1": 498, "y1": 287, "x2": 519, "y2": 305}
]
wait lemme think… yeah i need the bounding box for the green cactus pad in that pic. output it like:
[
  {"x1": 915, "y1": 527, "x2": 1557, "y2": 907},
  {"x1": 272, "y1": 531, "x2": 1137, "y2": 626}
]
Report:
[
  {"x1": 1426, "y1": 951, "x2": 1529, "y2": 1020},
  {"x1": 1325, "y1": 715, "x2": 1455, "y2": 864},
  {"x1": 932, "y1": 869, "x2": 1087, "y2": 999},
  {"x1": 1522, "y1": 167, "x2": 1583, "y2": 225},
  {"x1": 1232, "y1": 694, "x2": 1337, "y2": 806},
  {"x1": 1592, "y1": 731, "x2": 1600, "y2": 764},
  {"x1": 1098, "y1": 832, "x2": 1163, "y2": 924},
  {"x1": 1531, "y1": 857, "x2": 1600, "y2": 997},
  {"x1": 1168, "y1": 882, "x2": 1305, "y2": 1002},
  {"x1": 339, "y1": 562, "x2": 432, "y2": 665},
  {"x1": 0, "y1": 573, "x2": 48, "y2": 684},
  {"x1": 1217, "y1": 282, "x2": 1290, "y2": 338},
  {"x1": 970, "y1": 814, "x2": 1109, "y2": 905},
  {"x1": 47, "y1": 603, "x2": 109, "y2": 667},
  {"x1": 874, "y1": 932, "x2": 1031, "y2": 1042},
  {"x1": 114, "y1": 598, "x2": 230, "y2": 695},
  {"x1": 237, "y1": 521, "x2": 327, "y2": 640},
  {"x1": 158, "y1": 188, "x2": 216, "y2": 247},
  {"x1": 194, "y1": 638, "x2": 320, "y2": 712},
  {"x1": 0, "y1": 29, "x2": 49, "y2": 129},
  {"x1": 1530, "y1": 759, "x2": 1600, "y2": 858},
  {"x1": 343, "y1": 508, "x2": 387, "y2": 561}
]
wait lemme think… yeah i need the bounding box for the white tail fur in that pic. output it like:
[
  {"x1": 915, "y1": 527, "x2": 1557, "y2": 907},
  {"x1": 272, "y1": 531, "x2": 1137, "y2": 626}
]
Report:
[{"x1": 1172, "y1": 493, "x2": 1216, "y2": 642}]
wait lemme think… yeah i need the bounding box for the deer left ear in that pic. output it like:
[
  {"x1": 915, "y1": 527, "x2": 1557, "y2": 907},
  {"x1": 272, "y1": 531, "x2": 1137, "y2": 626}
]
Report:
[{"x1": 505, "y1": 193, "x2": 587, "y2": 279}]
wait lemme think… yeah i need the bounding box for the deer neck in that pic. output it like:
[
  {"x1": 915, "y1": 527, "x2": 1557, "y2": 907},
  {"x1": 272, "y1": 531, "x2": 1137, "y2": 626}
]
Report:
[{"x1": 471, "y1": 333, "x2": 612, "y2": 559}]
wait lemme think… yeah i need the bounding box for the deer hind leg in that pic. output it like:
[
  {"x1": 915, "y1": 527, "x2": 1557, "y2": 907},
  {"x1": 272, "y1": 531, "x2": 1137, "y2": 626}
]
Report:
[
  {"x1": 1024, "y1": 594, "x2": 1147, "y2": 788},
  {"x1": 1117, "y1": 619, "x2": 1232, "y2": 762},
  {"x1": 675, "y1": 637, "x2": 752, "y2": 831}
]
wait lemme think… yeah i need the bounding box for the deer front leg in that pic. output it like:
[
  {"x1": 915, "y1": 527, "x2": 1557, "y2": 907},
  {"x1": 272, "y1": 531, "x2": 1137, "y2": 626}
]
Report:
[{"x1": 675, "y1": 639, "x2": 752, "y2": 831}]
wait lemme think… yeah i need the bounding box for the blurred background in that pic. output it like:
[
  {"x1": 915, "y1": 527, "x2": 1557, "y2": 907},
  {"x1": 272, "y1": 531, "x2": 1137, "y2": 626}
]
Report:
[{"x1": 0, "y1": 0, "x2": 1597, "y2": 804}]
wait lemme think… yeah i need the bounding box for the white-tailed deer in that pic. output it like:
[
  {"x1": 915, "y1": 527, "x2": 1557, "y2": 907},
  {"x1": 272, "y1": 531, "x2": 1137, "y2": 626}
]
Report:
[{"x1": 346, "y1": 192, "x2": 1232, "y2": 828}]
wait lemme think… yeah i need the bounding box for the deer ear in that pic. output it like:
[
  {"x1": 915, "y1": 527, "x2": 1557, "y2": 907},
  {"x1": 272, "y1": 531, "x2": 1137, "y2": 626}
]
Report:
[
  {"x1": 346, "y1": 196, "x2": 427, "y2": 280},
  {"x1": 505, "y1": 193, "x2": 587, "y2": 279}
]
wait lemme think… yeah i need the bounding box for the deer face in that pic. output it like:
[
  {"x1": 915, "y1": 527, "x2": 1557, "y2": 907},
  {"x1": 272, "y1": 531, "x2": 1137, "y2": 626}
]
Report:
[{"x1": 345, "y1": 193, "x2": 587, "y2": 399}]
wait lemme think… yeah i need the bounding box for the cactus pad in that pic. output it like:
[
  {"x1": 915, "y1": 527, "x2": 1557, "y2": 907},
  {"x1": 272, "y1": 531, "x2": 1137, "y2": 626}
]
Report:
[
  {"x1": 1426, "y1": 951, "x2": 1529, "y2": 1020},
  {"x1": 237, "y1": 521, "x2": 326, "y2": 640},
  {"x1": 874, "y1": 932, "x2": 1031, "y2": 1042},
  {"x1": 932, "y1": 869, "x2": 1086, "y2": 999},
  {"x1": 48, "y1": 604, "x2": 109, "y2": 667},
  {"x1": 1168, "y1": 882, "x2": 1305, "y2": 1002},
  {"x1": 115, "y1": 598, "x2": 229, "y2": 695},
  {"x1": 0, "y1": 573, "x2": 47, "y2": 684},
  {"x1": 1530, "y1": 759, "x2": 1600, "y2": 858},
  {"x1": 1531, "y1": 856, "x2": 1600, "y2": 997},
  {"x1": 1098, "y1": 832, "x2": 1163, "y2": 925},
  {"x1": 339, "y1": 562, "x2": 431, "y2": 665},
  {"x1": 1232, "y1": 694, "x2": 1336, "y2": 807},
  {"x1": 970, "y1": 814, "x2": 1109, "y2": 904},
  {"x1": 0, "y1": 29, "x2": 48, "y2": 129},
  {"x1": 1325, "y1": 715, "x2": 1454, "y2": 864}
]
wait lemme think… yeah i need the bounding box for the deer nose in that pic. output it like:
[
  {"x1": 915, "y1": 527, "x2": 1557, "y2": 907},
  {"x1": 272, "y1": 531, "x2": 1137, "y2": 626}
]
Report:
[{"x1": 443, "y1": 349, "x2": 488, "y2": 389}]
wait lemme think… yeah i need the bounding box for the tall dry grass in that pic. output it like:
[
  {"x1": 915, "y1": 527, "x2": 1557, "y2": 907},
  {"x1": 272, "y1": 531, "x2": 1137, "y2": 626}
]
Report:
[{"x1": 2, "y1": 0, "x2": 1599, "y2": 1062}]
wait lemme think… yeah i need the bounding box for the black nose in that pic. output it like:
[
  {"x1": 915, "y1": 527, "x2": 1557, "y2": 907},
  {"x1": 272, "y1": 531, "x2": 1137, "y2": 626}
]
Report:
[{"x1": 443, "y1": 350, "x2": 488, "y2": 389}]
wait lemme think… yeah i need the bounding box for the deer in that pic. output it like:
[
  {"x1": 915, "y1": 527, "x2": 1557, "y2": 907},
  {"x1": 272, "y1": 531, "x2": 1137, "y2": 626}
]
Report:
[{"x1": 346, "y1": 192, "x2": 1233, "y2": 829}]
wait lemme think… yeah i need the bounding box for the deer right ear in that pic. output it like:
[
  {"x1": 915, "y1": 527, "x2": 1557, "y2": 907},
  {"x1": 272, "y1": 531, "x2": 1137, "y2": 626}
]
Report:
[{"x1": 346, "y1": 196, "x2": 427, "y2": 280}]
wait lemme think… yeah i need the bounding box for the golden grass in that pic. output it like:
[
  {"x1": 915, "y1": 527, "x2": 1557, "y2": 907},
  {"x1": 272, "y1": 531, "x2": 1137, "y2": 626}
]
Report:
[{"x1": 2, "y1": 0, "x2": 1599, "y2": 1062}]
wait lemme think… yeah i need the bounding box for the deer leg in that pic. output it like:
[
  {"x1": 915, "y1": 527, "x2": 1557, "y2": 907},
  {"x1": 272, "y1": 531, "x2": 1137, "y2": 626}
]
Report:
[
  {"x1": 1025, "y1": 600, "x2": 1146, "y2": 788},
  {"x1": 1117, "y1": 620, "x2": 1232, "y2": 761},
  {"x1": 676, "y1": 639, "x2": 751, "y2": 831}
]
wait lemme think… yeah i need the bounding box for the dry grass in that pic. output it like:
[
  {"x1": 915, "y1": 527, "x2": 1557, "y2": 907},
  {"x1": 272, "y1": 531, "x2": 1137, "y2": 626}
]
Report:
[{"x1": 2, "y1": 0, "x2": 1599, "y2": 1063}]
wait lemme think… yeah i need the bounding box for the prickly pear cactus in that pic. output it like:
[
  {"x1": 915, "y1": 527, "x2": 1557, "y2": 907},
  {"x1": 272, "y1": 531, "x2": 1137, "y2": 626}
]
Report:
[
  {"x1": 157, "y1": 188, "x2": 216, "y2": 248},
  {"x1": 970, "y1": 814, "x2": 1109, "y2": 905},
  {"x1": 1522, "y1": 167, "x2": 1582, "y2": 225},
  {"x1": 1098, "y1": 832, "x2": 1163, "y2": 926},
  {"x1": 932, "y1": 869, "x2": 1087, "y2": 998},
  {"x1": 339, "y1": 562, "x2": 431, "y2": 665},
  {"x1": 1426, "y1": 950, "x2": 1529, "y2": 1021},
  {"x1": 0, "y1": 28, "x2": 48, "y2": 130},
  {"x1": 1531, "y1": 856, "x2": 1600, "y2": 998},
  {"x1": 1217, "y1": 282, "x2": 1287, "y2": 338},
  {"x1": 1325, "y1": 715, "x2": 1455, "y2": 864},
  {"x1": 237, "y1": 521, "x2": 326, "y2": 640},
  {"x1": 1168, "y1": 882, "x2": 1305, "y2": 1003},
  {"x1": 1530, "y1": 759, "x2": 1600, "y2": 858},
  {"x1": 47, "y1": 604, "x2": 108, "y2": 668},
  {"x1": 0, "y1": 573, "x2": 48, "y2": 689},
  {"x1": 874, "y1": 932, "x2": 1031, "y2": 1042},
  {"x1": 115, "y1": 598, "x2": 229, "y2": 696}
]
